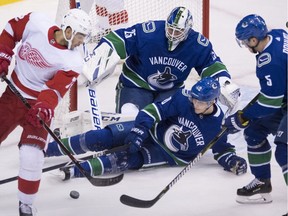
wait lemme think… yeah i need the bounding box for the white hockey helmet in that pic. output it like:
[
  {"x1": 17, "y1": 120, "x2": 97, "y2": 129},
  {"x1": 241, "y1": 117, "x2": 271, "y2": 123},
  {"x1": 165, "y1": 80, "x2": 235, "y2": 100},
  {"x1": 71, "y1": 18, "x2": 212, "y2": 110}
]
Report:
[
  {"x1": 61, "y1": 8, "x2": 92, "y2": 49},
  {"x1": 165, "y1": 6, "x2": 193, "y2": 51}
]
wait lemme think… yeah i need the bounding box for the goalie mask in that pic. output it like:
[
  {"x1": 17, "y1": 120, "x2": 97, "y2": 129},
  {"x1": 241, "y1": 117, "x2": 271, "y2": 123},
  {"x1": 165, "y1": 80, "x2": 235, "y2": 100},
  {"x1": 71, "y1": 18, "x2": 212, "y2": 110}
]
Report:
[
  {"x1": 61, "y1": 8, "x2": 92, "y2": 49},
  {"x1": 235, "y1": 14, "x2": 268, "y2": 48},
  {"x1": 165, "y1": 6, "x2": 193, "y2": 51}
]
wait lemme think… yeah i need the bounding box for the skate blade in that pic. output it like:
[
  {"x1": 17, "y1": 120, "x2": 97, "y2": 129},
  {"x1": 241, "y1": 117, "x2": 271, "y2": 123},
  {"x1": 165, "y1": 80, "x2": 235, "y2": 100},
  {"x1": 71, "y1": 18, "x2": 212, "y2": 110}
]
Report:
[{"x1": 236, "y1": 193, "x2": 272, "y2": 204}]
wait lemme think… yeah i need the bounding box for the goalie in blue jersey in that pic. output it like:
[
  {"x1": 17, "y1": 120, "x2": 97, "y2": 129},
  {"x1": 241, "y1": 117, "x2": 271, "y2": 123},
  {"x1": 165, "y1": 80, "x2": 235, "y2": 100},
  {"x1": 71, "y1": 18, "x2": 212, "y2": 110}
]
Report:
[
  {"x1": 223, "y1": 14, "x2": 287, "y2": 204},
  {"x1": 46, "y1": 77, "x2": 247, "y2": 179},
  {"x1": 84, "y1": 6, "x2": 241, "y2": 115}
]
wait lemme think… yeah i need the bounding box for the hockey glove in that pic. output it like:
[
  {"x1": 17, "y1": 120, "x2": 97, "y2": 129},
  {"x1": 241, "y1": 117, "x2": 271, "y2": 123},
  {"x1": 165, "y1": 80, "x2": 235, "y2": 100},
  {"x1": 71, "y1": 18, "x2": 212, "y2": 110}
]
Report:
[
  {"x1": 124, "y1": 125, "x2": 149, "y2": 153},
  {"x1": 219, "y1": 153, "x2": 247, "y2": 175},
  {"x1": 0, "y1": 44, "x2": 14, "y2": 77},
  {"x1": 26, "y1": 102, "x2": 54, "y2": 128},
  {"x1": 218, "y1": 77, "x2": 241, "y2": 110},
  {"x1": 223, "y1": 110, "x2": 249, "y2": 134}
]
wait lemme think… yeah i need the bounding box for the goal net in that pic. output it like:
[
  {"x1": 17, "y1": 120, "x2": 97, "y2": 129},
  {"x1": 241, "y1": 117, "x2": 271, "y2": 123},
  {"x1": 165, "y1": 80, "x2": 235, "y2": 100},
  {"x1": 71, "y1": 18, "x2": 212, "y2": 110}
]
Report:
[
  {"x1": 53, "y1": 0, "x2": 209, "y2": 136},
  {"x1": 56, "y1": 0, "x2": 209, "y2": 43}
]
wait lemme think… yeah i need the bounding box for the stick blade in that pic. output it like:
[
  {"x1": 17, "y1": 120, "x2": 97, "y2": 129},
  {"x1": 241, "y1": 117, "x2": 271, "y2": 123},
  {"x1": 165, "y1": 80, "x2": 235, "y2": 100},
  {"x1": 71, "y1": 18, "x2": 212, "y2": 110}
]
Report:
[
  {"x1": 89, "y1": 173, "x2": 124, "y2": 186},
  {"x1": 120, "y1": 194, "x2": 156, "y2": 208}
]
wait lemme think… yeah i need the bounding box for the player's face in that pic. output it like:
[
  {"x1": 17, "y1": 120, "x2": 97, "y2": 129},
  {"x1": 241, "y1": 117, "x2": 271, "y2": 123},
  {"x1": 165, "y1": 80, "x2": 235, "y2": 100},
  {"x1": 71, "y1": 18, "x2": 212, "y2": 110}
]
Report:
[
  {"x1": 236, "y1": 37, "x2": 258, "y2": 53},
  {"x1": 71, "y1": 33, "x2": 88, "y2": 49},
  {"x1": 166, "y1": 26, "x2": 185, "y2": 42},
  {"x1": 190, "y1": 98, "x2": 212, "y2": 114},
  {"x1": 236, "y1": 38, "x2": 250, "y2": 48}
]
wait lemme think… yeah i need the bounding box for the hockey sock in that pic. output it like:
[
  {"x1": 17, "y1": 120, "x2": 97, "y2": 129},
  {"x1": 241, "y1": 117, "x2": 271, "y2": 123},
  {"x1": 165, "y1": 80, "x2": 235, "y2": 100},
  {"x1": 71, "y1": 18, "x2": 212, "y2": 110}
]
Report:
[
  {"x1": 45, "y1": 128, "x2": 114, "y2": 157},
  {"x1": 18, "y1": 145, "x2": 44, "y2": 205},
  {"x1": 74, "y1": 152, "x2": 131, "y2": 177},
  {"x1": 246, "y1": 139, "x2": 272, "y2": 179},
  {"x1": 275, "y1": 143, "x2": 288, "y2": 185}
]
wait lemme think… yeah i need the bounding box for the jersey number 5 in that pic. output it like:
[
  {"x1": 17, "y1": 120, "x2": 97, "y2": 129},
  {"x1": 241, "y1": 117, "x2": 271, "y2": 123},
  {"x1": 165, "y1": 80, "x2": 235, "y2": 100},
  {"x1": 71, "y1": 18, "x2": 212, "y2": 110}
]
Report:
[{"x1": 265, "y1": 75, "x2": 272, "y2": 86}]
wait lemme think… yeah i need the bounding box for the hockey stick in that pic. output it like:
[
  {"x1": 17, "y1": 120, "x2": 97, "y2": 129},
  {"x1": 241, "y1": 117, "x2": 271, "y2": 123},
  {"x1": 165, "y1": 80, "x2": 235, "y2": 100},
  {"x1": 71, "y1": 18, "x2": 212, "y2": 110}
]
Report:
[
  {"x1": 120, "y1": 94, "x2": 259, "y2": 208},
  {"x1": 0, "y1": 144, "x2": 129, "y2": 185},
  {"x1": 1, "y1": 76, "x2": 123, "y2": 187}
]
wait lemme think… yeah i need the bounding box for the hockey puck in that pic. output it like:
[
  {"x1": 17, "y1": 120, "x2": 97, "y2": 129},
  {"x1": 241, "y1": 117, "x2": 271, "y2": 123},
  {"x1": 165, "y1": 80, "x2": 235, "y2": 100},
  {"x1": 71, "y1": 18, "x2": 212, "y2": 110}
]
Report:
[{"x1": 70, "y1": 190, "x2": 80, "y2": 199}]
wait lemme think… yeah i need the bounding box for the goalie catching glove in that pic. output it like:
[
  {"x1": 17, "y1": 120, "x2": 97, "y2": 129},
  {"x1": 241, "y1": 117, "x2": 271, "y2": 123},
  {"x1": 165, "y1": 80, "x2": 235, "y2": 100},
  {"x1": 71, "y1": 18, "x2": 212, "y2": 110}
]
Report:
[
  {"x1": 82, "y1": 42, "x2": 120, "y2": 86},
  {"x1": 26, "y1": 102, "x2": 54, "y2": 128},
  {"x1": 217, "y1": 76, "x2": 241, "y2": 110}
]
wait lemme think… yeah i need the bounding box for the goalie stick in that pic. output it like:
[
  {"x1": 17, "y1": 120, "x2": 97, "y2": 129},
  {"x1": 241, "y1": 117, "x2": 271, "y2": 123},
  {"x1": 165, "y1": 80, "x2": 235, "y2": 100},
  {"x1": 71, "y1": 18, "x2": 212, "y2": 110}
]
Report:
[
  {"x1": 120, "y1": 94, "x2": 259, "y2": 208},
  {"x1": 0, "y1": 144, "x2": 128, "y2": 185},
  {"x1": 1, "y1": 76, "x2": 123, "y2": 187}
]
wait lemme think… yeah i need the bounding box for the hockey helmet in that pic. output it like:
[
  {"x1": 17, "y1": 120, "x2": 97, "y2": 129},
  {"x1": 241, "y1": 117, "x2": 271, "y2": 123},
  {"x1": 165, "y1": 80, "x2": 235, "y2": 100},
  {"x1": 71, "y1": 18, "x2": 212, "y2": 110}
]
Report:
[
  {"x1": 61, "y1": 8, "x2": 92, "y2": 49},
  {"x1": 165, "y1": 6, "x2": 193, "y2": 51},
  {"x1": 61, "y1": 8, "x2": 92, "y2": 36},
  {"x1": 235, "y1": 14, "x2": 268, "y2": 46},
  {"x1": 190, "y1": 77, "x2": 220, "y2": 102}
]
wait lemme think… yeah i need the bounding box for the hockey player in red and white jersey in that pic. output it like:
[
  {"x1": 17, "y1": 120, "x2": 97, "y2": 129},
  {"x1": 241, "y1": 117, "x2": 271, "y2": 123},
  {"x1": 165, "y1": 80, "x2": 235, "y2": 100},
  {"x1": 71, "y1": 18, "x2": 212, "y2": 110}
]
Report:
[{"x1": 0, "y1": 8, "x2": 91, "y2": 216}]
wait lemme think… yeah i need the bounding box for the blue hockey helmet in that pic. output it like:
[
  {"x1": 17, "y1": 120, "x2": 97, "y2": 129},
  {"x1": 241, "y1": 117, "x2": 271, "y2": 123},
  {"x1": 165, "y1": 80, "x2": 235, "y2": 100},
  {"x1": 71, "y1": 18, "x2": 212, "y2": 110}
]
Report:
[
  {"x1": 165, "y1": 6, "x2": 193, "y2": 51},
  {"x1": 190, "y1": 77, "x2": 220, "y2": 102},
  {"x1": 235, "y1": 14, "x2": 268, "y2": 42}
]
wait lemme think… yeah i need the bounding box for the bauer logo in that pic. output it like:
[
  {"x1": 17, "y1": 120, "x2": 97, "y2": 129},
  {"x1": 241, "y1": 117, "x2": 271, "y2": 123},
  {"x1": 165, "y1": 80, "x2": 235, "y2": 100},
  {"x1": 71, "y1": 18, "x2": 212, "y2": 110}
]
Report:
[{"x1": 88, "y1": 88, "x2": 102, "y2": 130}]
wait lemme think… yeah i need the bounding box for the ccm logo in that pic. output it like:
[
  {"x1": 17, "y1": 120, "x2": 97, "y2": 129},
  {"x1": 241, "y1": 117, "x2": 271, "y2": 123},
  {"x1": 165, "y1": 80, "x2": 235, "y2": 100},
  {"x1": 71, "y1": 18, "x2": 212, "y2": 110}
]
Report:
[{"x1": 88, "y1": 88, "x2": 102, "y2": 130}]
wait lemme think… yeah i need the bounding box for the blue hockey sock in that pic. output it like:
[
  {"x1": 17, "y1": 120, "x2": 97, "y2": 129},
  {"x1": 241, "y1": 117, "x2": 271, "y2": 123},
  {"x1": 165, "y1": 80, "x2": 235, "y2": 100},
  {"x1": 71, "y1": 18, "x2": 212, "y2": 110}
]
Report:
[{"x1": 275, "y1": 143, "x2": 288, "y2": 185}]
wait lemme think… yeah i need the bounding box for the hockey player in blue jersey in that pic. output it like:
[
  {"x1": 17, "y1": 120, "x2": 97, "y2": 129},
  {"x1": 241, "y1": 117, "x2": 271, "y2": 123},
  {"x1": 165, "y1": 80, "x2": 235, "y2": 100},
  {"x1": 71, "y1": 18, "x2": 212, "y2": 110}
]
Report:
[
  {"x1": 88, "y1": 6, "x2": 240, "y2": 115},
  {"x1": 223, "y1": 14, "x2": 287, "y2": 204},
  {"x1": 46, "y1": 77, "x2": 247, "y2": 180}
]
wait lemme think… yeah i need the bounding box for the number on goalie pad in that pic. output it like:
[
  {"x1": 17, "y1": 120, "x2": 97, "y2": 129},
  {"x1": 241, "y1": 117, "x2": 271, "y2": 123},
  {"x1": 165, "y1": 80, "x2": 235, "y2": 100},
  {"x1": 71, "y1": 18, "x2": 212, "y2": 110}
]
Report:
[
  {"x1": 57, "y1": 110, "x2": 136, "y2": 138},
  {"x1": 83, "y1": 43, "x2": 120, "y2": 86}
]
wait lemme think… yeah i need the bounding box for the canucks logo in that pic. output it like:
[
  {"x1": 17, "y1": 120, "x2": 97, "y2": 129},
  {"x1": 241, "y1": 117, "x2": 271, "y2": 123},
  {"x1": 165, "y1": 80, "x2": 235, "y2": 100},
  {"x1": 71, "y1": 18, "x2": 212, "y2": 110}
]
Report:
[
  {"x1": 164, "y1": 125, "x2": 192, "y2": 152},
  {"x1": 147, "y1": 67, "x2": 177, "y2": 89}
]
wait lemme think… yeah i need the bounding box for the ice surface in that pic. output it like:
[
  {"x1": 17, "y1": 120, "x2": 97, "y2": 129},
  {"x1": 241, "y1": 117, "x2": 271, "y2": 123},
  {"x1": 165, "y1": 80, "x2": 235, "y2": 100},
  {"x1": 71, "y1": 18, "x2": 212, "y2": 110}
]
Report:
[{"x1": 0, "y1": 0, "x2": 287, "y2": 215}]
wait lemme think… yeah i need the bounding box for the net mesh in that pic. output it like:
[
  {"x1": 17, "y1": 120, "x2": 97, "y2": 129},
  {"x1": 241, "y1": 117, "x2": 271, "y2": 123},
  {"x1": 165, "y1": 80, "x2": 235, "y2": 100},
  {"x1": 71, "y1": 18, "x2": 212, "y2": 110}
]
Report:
[{"x1": 54, "y1": 0, "x2": 208, "y2": 131}]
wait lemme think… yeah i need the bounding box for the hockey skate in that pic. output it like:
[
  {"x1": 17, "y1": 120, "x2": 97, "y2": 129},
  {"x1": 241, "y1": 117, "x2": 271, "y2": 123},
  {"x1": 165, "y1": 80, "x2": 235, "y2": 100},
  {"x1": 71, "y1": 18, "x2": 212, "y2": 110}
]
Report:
[
  {"x1": 236, "y1": 178, "x2": 272, "y2": 204},
  {"x1": 59, "y1": 166, "x2": 75, "y2": 181},
  {"x1": 19, "y1": 201, "x2": 34, "y2": 216}
]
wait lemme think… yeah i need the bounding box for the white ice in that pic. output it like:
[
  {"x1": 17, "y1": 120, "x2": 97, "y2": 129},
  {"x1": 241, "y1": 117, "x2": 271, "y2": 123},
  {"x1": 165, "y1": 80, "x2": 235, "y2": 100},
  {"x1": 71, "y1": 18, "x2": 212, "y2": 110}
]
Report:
[{"x1": 0, "y1": 0, "x2": 287, "y2": 215}]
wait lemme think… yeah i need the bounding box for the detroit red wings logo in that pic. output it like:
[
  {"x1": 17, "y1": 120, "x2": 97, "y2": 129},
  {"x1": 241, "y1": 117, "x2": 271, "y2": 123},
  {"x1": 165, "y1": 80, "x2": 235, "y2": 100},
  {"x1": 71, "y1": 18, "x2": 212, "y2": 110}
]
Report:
[{"x1": 19, "y1": 43, "x2": 52, "y2": 68}]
